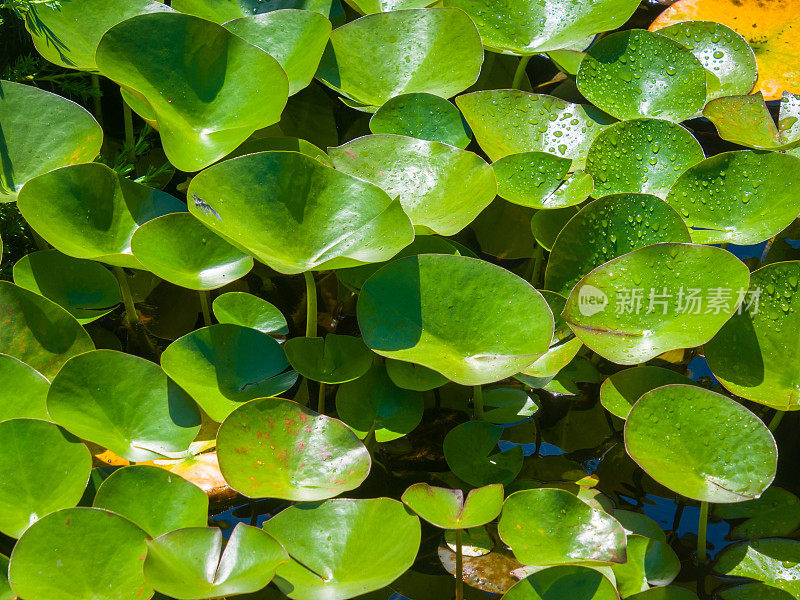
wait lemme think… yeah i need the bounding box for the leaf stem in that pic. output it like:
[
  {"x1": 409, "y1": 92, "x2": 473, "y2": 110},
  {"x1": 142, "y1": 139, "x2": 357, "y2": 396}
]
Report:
[
  {"x1": 90, "y1": 73, "x2": 103, "y2": 126},
  {"x1": 512, "y1": 55, "x2": 532, "y2": 90},
  {"x1": 473, "y1": 385, "x2": 484, "y2": 420},
  {"x1": 455, "y1": 528, "x2": 464, "y2": 600},
  {"x1": 317, "y1": 382, "x2": 326, "y2": 414},
  {"x1": 304, "y1": 271, "x2": 317, "y2": 338},
  {"x1": 113, "y1": 266, "x2": 139, "y2": 326},
  {"x1": 697, "y1": 500, "x2": 709, "y2": 564},
  {"x1": 199, "y1": 291, "x2": 212, "y2": 327},
  {"x1": 122, "y1": 98, "x2": 135, "y2": 164},
  {"x1": 769, "y1": 409, "x2": 785, "y2": 432}
]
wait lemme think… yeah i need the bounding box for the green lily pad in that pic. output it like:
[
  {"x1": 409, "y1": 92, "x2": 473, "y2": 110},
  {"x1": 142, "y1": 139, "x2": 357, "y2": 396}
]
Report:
[
  {"x1": 665, "y1": 150, "x2": 800, "y2": 245},
  {"x1": 545, "y1": 194, "x2": 691, "y2": 298},
  {"x1": 0, "y1": 281, "x2": 94, "y2": 379},
  {"x1": 315, "y1": 8, "x2": 483, "y2": 107},
  {"x1": 131, "y1": 213, "x2": 254, "y2": 291},
  {"x1": 502, "y1": 566, "x2": 619, "y2": 600},
  {"x1": 12, "y1": 250, "x2": 121, "y2": 324},
  {"x1": 522, "y1": 291, "x2": 583, "y2": 379},
  {"x1": 456, "y1": 90, "x2": 612, "y2": 165},
  {"x1": 705, "y1": 261, "x2": 800, "y2": 411},
  {"x1": 493, "y1": 152, "x2": 593, "y2": 209},
  {"x1": 612, "y1": 510, "x2": 667, "y2": 541},
  {"x1": 715, "y1": 539, "x2": 800, "y2": 594},
  {"x1": 329, "y1": 134, "x2": 496, "y2": 235},
  {"x1": 628, "y1": 587, "x2": 700, "y2": 600},
  {"x1": 212, "y1": 292, "x2": 289, "y2": 336},
  {"x1": 358, "y1": 254, "x2": 553, "y2": 385},
  {"x1": 0, "y1": 355, "x2": 50, "y2": 421},
  {"x1": 92, "y1": 465, "x2": 208, "y2": 538},
  {"x1": 713, "y1": 487, "x2": 800, "y2": 540},
  {"x1": 585, "y1": 119, "x2": 704, "y2": 198},
  {"x1": 173, "y1": 0, "x2": 334, "y2": 22},
  {"x1": 17, "y1": 163, "x2": 185, "y2": 269},
  {"x1": 335, "y1": 363, "x2": 424, "y2": 441},
  {"x1": 658, "y1": 21, "x2": 757, "y2": 100},
  {"x1": 96, "y1": 12, "x2": 289, "y2": 171},
  {"x1": 562, "y1": 243, "x2": 749, "y2": 364},
  {"x1": 442, "y1": 0, "x2": 638, "y2": 55},
  {"x1": 224, "y1": 10, "x2": 332, "y2": 95},
  {"x1": 717, "y1": 583, "x2": 796, "y2": 600},
  {"x1": 144, "y1": 524, "x2": 288, "y2": 599},
  {"x1": 284, "y1": 334, "x2": 373, "y2": 384},
  {"x1": 531, "y1": 205, "x2": 580, "y2": 252},
  {"x1": 577, "y1": 30, "x2": 707, "y2": 122},
  {"x1": 369, "y1": 93, "x2": 472, "y2": 148},
  {"x1": 600, "y1": 366, "x2": 695, "y2": 419},
  {"x1": 0, "y1": 419, "x2": 91, "y2": 538},
  {"x1": 498, "y1": 488, "x2": 627, "y2": 566},
  {"x1": 263, "y1": 498, "x2": 421, "y2": 600},
  {"x1": 401, "y1": 483, "x2": 503, "y2": 529},
  {"x1": 47, "y1": 350, "x2": 201, "y2": 462},
  {"x1": 385, "y1": 359, "x2": 449, "y2": 391},
  {"x1": 482, "y1": 387, "x2": 540, "y2": 424},
  {"x1": 704, "y1": 93, "x2": 800, "y2": 150},
  {"x1": 443, "y1": 421, "x2": 524, "y2": 486},
  {"x1": 162, "y1": 324, "x2": 296, "y2": 422},
  {"x1": 217, "y1": 397, "x2": 371, "y2": 500},
  {"x1": 0, "y1": 80, "x2": 102, "y2": 201},
  {"x1": 625, "y1": 384, "x2": 777, "y2": 503},
  {"x1": 612, "y1": 535, "x2": 680, "y2": 597},
  {"x1": 8, "y1": 507, "x2": 150, "y2": 600},
  {"x1": 187, "y1": 151, "x2": 414, "y2": 275}
]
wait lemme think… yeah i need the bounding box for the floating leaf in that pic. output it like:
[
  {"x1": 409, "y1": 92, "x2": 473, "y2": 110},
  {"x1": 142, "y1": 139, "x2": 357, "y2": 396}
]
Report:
[
  {"x1": 625, "y1": 384, "x2": 777, "y2": 502},
  {"x1": 577, "y1": 30, "x2": 707, "y2": 122},
  {"x1": 187, "y1": 151, "x2": 414, "y2": 275},
  {"x1": 493, "y1": 152, "x2": 593, "y2": 209},
  {"x1": 212, "y1": 292, "x2": 288, "y2": 336},
  {"x1": 612, "y1": 510, "x2": 667, "y2": 541},
  {"x1": 714, "y1": 539, "x2": 800, "y2": 595},
  {"x1": 612, "y1": 535, "x2": 680, "y2": 596},
  {"x1": 47, "y1": 350, "x2": 201, "y2": 462},
  {"x1": 358, "y1": 254, "x2": 553, "y2": 385},
  {"x1": 401, "y1": 483, "x2": 503, "y2": 529},
  {"x1": 443, "y1": 421, "x2": 523, "y2": 486},
  {"x1": 600, "y1": 366, "x2": 695, "y2": 419},
  {"x1": 703, "y1": 93, "x2": 800, "y2": 149},
  {"x1": 369, "y1": 93, "x2": 472, "y2": 148},
  {"x1": 329, "y1": 134, "x2": 496, "y2": 235},
  {"x1": 482, "y1": 387, "x2": 540, "y2": 424},
  {"x1": 173, "y1": 0, "x2": 334, "y2": 21},
  {"x1": 263, "y1": 498, "x2": 421, "y2": 600},
  {"x1": 17, "y1": 163, "x2": 185, "y2": 268},
  {"x1": 96, "y1": 12, "x2": 289, "y2": 171},
  {"x1": 717, "y1": 583, "x2": 796, "y2": 600},
  {"x1": 713, "y1": 487, "x2": 800, "y2": 540},
  {"x1": 284, "y1": 334, "x2": 373, "y2": 384},
  {"x1": 562, "y1": 243, "x2": 749, "y2": 364},
  {"x1": 502, "y1": 566, "x2": 619, "y2": 600},
  {"x1": 0, "y1": 80, "x2": 102, "y2": 202},
  {"x1": 385, "y1": 359, "x2": 449, "y2": 391},
  {"x1": 0, "y1": 355, "x2": 49, "y2": 421}
]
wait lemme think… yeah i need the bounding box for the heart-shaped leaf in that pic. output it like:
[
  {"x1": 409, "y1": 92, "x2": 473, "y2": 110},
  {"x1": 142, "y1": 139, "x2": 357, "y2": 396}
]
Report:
[
  {"x1": 401, "y1": 483, "x2": 503, "y2": 529},
  {"x1": 611, "y1": 535, "x2": 680, "y2": 596},
  {"x1": 502, "y1": 566, "x2": 619, "y2": 600},
  {"x1": 263, "y1": 498, "x2": 421, "y2": 600},
  {"x1": 96, "y1": 12, "x2": 289, "y2": 171},
  {"x1": 187, "y1": 151, "x2": 414, "y2": 274},
  {"x1": 284, "y1": 334, "x2": 373, "y2": 384},
  {"x1": 217, "y1": 397, "x2": 371, "y2": 500},
  {"x1": 144, "y1": 524, "x2": 288, "y2": 599},
  {"x1": 0, "y1": 419, "x2": 91, "y2": 538},
  {"x1": 625, "y1": 384, "x2": 777, "y2": 502},
  {"x1": 0, "y1": 80, "x2": 102, "y2": 201},
  {"x1": 369, "y1": 93, "x2": 472, "y2": 148},
  {"x1": 492, "y1": 152, "x2": 593, "y2": 209},
  {"x1": 562, "y1": 243, "x2": 749, "y2": 364},
  {"x1": 17, "y1": 163, "x2": 185, "y2": 268},
  {"x1": 600, "y1": 366, "x2": 696, "y2": 419},
  {"x1": 212, "y1": 292, "x2": 288, "y2": 336},
  {"x1": 498, "y1": 488, "x2": 627, "y2": 565},
  {"x1": 444, "y1": 421, "x2": 523, "y2": 486},
  {"x1": 329, "y1": 134, "x2": 496, "y2": 235},
  {"x1": 92, "y1": 465, "x2": 208, "y2": 538},
  {"x1": 0, "y1": 355, "x2": 50, "y2": 421},
  {"x1": 47, "y1": 350, "x2": 201, "y2": 462},
  {"x1": 358, "y1": 254, "x2": 553, "y2": 385},
  {"x1": 161, "y1": 324, "x2": 296, "y2": 422}
]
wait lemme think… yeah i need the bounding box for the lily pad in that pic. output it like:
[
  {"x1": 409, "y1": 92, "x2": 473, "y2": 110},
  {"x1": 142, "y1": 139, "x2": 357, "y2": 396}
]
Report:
[
  {"x1": 12, "y1": 250, "x2": 121, "y2": 324},
  {"x1": 717, "y1": 583, "x2": 796, "y2": 600},
  {"x1": 369, "y1": 93, "x2": 472, "y2": 148},
  {"x1": 545, "y1": 194, "x2": 691, "y2": 298},
  {"x1": 665, "y1": 150, "x2": 800, "y2": 245},
  {"x1": 47, "y1": 350, "x2": 202, "y2": 462},
  {"x1": 284, "y1": 334, "x2": 373, "y2": 384},
  {"x1": 385, "y1": 359, "x2": 449, "y2": 391},
  {"x1": 0, "y1": 355, "x2": 50, "y2": 421},
  {"x1": 263, "y1": 498, "x2": 421, "y2": 600},
  {"x1": 17, "y1": 163, "x2": 185, "y2": 269},
  {"x1": 498, "y1": 488, "x2": 627, "y2": 565},
  {"x1": 714, "y1": 539, "x2": 800, "y2": 594},
  {"x1": 611, "y1": 535, "x2": 680, "y2": 596},
  {"x1": 173, "y1": 0, "x2": 335, "y2": 21},
  {"x1": 8, "y1": 507, "x2": 150, "y2": 600},
  {"x1": 329, "y1": 134, "x2": 496, "y2": 235},
  {"x1": 713, "y1": 487, "x2": 800, "y2": 539},
  {"x1": 0, "y1": 419, "x2": 91, "y2": 538},
  {"x1": 212, "y1": 292, "x2": 289, "y2": 336},
  {"x1": 358, "y1": 254, "x2": 553, "y2": 385},
  {"x1": 96, "y1": 12, "x2": 289, "y2": 171},
  {"x1": 0, "y1": 281, "x2": 94, "y2": 379},
  {"x1": 217, "y1": 397, "x2": 371, "y2": 500},
  {"x1": 577, "y1": 30, "x2": 707, "y2": 122},
  {"x1": 401, "y1": 483, "x2": 503, "y2": 529},
  {"x1": 625, "y1": 384, "x2": 777, "y2": 502},
  {"x1": 316, "y1": 8, "x2": 482, "y2": 108},
  {"x1": 443, "y1": 421, "x2": 524, "y2": 486},
  {"x1": 600, "y1": 366, "x2": 695, "y2": 419},
  {"x1": 187, "y1": 151, "x2": 414, "y2": 275},
  {"x1": 612, "y1": 510, "x2": 667, "y2": 541},
  {"x1": 131, "y1": 213, "x2": 254, "y2": 291},
  {"x1": 224, "y1": 10, "x2": 332, "y2": 95},
  {"x1": 562, "y1": 243, "x2": 749, "y2": 364},
  {"x1": 144, "y1": 524, "x2": 288, "y2": 599},
  {"x1": 705, "y1": 261, "x2": 800, "y2": 411},
  {"x1": 92, "y1": 465, "x2": 208, "y2": 538},
  {"x1": 456, "y1": 90, "x2": 611, "y2": 165},
  {"x1": 585, "y1": 119, "x2": 704, "y2": 198},
  {"x1": 482, "y1": 387, "x2": 540, "y2": 424},
  {"x1": 531, "y1": 205, "x2": 580, "y2": 252},
  {"x1": 703, "y1": 93, "x2": 800, "y2": 150},
  {"x1": 0, "y1": 80, "x2": 102, "y2": 201},
  {"x1": 335, "y1": 363, "x2": 424, "y2": 441},
  {"x1": 502, "y1": 566, "x2": 619, "y2": 600},
  {"x1": 493, "y1": 152, "x2": 593, "y2": 209},
  {"x1": 442, "y1": 0, "x2": 639, "y2": 55},
  {"x1": 521, "y1": 291, "x2": 583, "y2": 379}
]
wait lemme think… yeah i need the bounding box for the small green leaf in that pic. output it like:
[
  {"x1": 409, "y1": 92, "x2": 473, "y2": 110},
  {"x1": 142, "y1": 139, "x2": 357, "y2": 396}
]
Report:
[
  {"x1": 715, "y1": 539, "x2": 800, "y2": 595},
  {"x1": 611, "y1": 535, "x2": 680, "y2": 596},
  {"x1": 444, "y1": 421, "x2": 523, "y2": 486},
  {"x1": 600, "y1": 366, "x2": 696, "y2": 419},
  {"x1": 501, "y1": 566, "x2": 619, "y2": 600},
  {"x1": 284, "y1": 334, "x2": 373, "y2": 384},
  {"x1": 385, "y1": 359, "x2": 449, "y2": 391},
  {"x1": 0, "y1": 355, "x2": 49, "y2": 421},
  {"x1": 713, "y1": 487, "x2": 800, "y2": 540},
  {"x1": 493, "y1": 152, "x2": 592, "y2": 209},
  {"x1": 369, "y1": 93, "x2": 472, "y2": 148},
  {"x1": 401, "y1": 483, "x2": 503, "y2": 529},
  {"x1": 212, "y1": 292, "x2": 289, "y2": 336}
]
